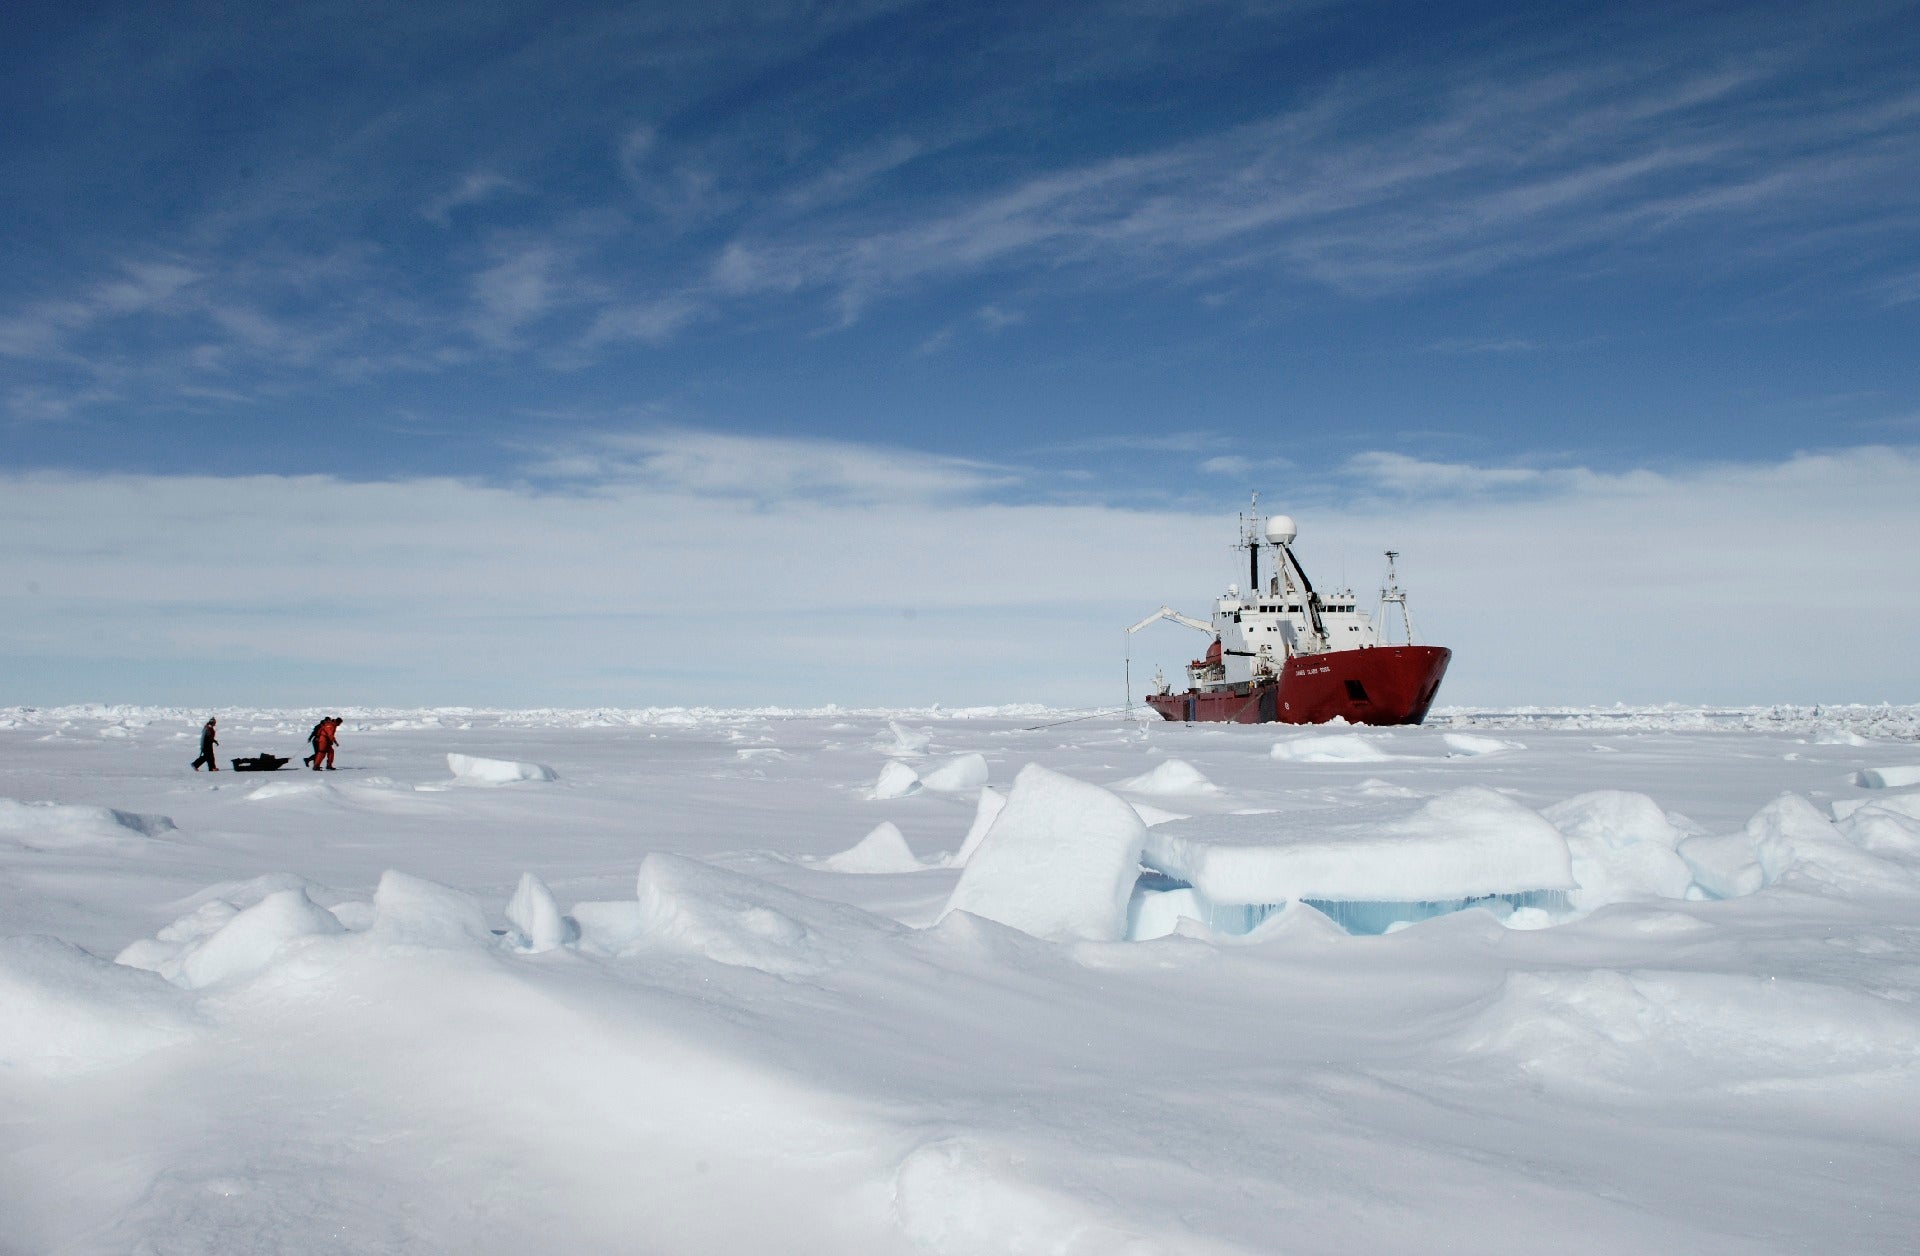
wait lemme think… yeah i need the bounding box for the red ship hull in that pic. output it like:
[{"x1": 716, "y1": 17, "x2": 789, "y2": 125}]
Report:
[{"x1": 1145, "y1": 646, "x2": 1451, "y2": 726}]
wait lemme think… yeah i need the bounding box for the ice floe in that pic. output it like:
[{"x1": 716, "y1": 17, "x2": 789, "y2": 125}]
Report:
[
  {"x1": 869, "y1": 760, "x2": 922, "y2": 799},
  {"x1": 1543, "y1": 791, "x2": 1697, "y2": 907},
  {"x1": 944, "y1": 764, "x2": 1147, "y2": 941},
  {"x1": 920, "y1": 752, "x2": 990, "y2": 792},
  {"x1": 1142, "y1": 787, "x2": 1573, "y2": 921}
]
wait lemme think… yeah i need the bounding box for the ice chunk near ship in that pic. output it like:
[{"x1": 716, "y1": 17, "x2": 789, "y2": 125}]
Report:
[
  {"x1": 817, "y1": 822, "x2": 926, "y2": 873},
  {"x1": 1677, "y1": 793, "x2": 1903, "y2": 899},
  {"x1": 447, "y1": 753, "x2": 558, "y2": 784},
  {"x1": 1134, "y1": 787, "x2": 1575, "y2": 938},
  {"x1": 942, "y1": 764, "x2": 1147, "y2": 942},
  {"x1": 870, "y1": 760, "x2": 922, "y2": 799},
  {"x1": 942, "y1": 786, "x2": 1006, "y2": 867},
  {"x1": 1113, "y1": 759, "x2": 1220, "y2": 796},
  {"x1": 505, "y1": 872, "x2": 575, "y2": 952},
  {"x1": 920, "y1": 753, "x2": 989, "y2": 792},
  {"x1": 1542, "y1": 791, "x2": 1696, "y2": 908}
]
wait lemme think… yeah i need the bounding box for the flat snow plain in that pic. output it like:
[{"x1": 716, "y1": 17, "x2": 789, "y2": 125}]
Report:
[{"x1": 3, "y1": 702, "x2": 1918, "y2": 1254}]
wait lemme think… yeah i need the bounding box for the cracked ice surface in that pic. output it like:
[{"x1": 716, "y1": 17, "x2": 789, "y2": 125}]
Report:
[{"x1": 1, "y1": 705, "x2": 1919, "y2": 1253}]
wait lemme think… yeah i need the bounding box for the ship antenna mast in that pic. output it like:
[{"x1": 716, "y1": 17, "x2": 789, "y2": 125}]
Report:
[
  {"x1": 1238, "y1": 491, "x2": 1261, "y2": 594},
  {"x1": 1377, "y1": 550, "x2": 1419, "y2": 645}
]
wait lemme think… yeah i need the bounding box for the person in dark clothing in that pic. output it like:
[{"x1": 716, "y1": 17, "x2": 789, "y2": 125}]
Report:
[
  {"x1": 191, "y1": 717, "x2": 220, "y2": 771},
  {"x1": 311, "y1": 717, "x2": 340, "y2": 770}
]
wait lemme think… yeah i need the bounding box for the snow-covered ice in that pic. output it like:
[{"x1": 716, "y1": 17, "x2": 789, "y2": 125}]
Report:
[
  {"x1": 446, "y1": 751, "x2": 558, "y2": 783},
  {"x1": 816, "y1": 821, "x2": 926, "y2": 873},
  {"x1": 1113, "y1": 757, "x2": 1220, "y2": 794},
  {"x1": 1144, "y1": 786, "x2": 1575, "y2": 904},
  {"x1": 869, "y1": 759, "x2": 922, "y2": 798},
  {"x1": 943, "y1": 763, "x2": 1146, "y2": 941},
  {"x1": 918, "y1": 751, "x2": 990, "y2": 792},
  {"x1": 2, "y1": 702, "x2": 1919, "y2": 1252}
]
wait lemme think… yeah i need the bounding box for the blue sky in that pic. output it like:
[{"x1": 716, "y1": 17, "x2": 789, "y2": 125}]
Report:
[{"x1": 4, "y1": 1, "x2": 1919, "y2": 708}]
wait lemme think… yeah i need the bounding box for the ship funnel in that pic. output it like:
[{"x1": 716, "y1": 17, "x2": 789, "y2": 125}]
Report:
[{"x1": 1264, "y1": 515, "x2": 1297, "y2": 546}]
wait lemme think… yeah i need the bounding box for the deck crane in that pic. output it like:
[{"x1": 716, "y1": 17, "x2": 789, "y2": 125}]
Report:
[{"x1": 1125, "y1": 605, "x2": 1216, "y2": 710}]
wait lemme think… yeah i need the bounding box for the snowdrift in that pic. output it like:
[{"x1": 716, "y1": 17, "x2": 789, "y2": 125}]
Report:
[
  {"x1": 0, "y1": 798, "x2": 175, "y2": 849},
  {"x1": 446, "y1": 752, "x2": 558, "y2": 784}
]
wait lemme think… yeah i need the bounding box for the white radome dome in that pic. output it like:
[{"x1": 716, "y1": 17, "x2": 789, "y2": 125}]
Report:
[{"x1": 1264, "y1": 515, "x2": 1297, "y2": 545}]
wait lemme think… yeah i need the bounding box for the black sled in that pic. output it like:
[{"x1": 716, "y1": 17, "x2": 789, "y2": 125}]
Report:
[{"x1": 231, "y1": 754, "x2": 291, "y2": 772}]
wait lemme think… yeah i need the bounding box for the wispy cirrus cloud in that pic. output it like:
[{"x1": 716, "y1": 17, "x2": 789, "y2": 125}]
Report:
[{"x1": 3, "y1": 2, "x2": 1915, "y2": 432}]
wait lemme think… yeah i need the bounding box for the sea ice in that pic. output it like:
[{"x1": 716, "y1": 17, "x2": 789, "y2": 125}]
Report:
[
  {"x1": 1543, "y1": 791, "x2": 1696, "y2": 907},
  {"x1": 1143, "y1": 786, "x2": 1574, "y2": 906},
  {"x1": 1269, "y1": 733, "x2": 1400, "y2": 763},
  {"x1": 505, "y1": 872, "x2": 572, "y2": 952},
  {"x1": 919, "y1": 752, "x2": 990, "y2": 792},
  {"x1": 1854, "y1": 765, "x2": 1920, "y2": 789},
  {"x1": 817, "y1": 821, "x2": 925, "y2": 873},
  {"x1": 446, "y1": 752, "x2": 558, "y2": 783},
  {"x1": 1679, "y1": 792, "x2": 1898, "y2": 898},
  {"x1": 1113, "y1": 758, "x2": 1220, "y2": 795},
  {"x1": 870, "y1": 760, "x2": 922, "y2": 799},
  {"x1": 244, "y1": 780, "x2": 332, "y2": 802},
  {"x1": 1443, "y1": 733, "x2": 1524, "y2": 757},
  {"x1": 170, "y1": 888, "x2": 346, "y2": 988},
  {"x1": 0, "y1": 798, "x2": 175, "y2": 849},
  {"x1": 633, "y1": 853, "x2": 897, "y2": 974},
  {"x1": 944, "y1": 785, "x2": 1006, "y2": 867},
  {"x1": 1452, "y1": 967, "x2": 1920, "y2": 1089},
  {"x1": 943, "y1": 764, "x2": 1147, "y2": 942},
  {"x1": 880, "y1": 721, "x2": 931, "y2": 757},
  {"x1": 1836, "y1": 803, "x2": 1920, "y2": 857},
  {"x1": 369, "y1": 871, "x2": 493, "y2": 947},
  {"x1": 0, "y1": 936, "x2": 199, "y2": 1076}
]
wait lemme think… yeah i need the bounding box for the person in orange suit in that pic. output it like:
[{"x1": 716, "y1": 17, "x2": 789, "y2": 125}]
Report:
[{"x1": 311, "y1": 717, "x2": 340, "y2": 770}]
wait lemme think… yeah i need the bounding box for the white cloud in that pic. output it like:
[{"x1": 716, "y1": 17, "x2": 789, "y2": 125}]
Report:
[
  {"x1": 1200, "y1": 455, "x2": 1292, "y2": 477},
  {"x1": 422, "y1": 171, "x2": 516, "y2": 224},
  {"x1": 1341, "y1": 452, "x2": 1553, "y2": 497},
  {"x1": 527, "y1": 428, "x2": 1019, "y2": 506},
  {"x1": 469, "y1": 245, "x2": 561, "y2": 347},
  {"x1": 2, "y1": 439, "x2": 1915, "y2": 709}
]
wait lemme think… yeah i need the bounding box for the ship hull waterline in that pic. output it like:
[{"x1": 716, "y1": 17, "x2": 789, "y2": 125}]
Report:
[{"x1": 1144, "y1": 646, "x2": 1451, "y2": 726}]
